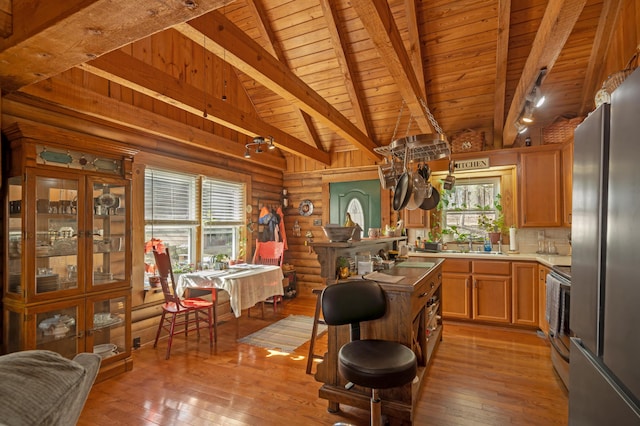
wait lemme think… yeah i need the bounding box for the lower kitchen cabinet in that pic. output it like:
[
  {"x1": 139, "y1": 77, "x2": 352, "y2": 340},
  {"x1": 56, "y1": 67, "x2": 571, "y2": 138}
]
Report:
[
  {"x1": 472, "y1": 260, "x2": 511, "y2": 323},
  {"x1": 538, "y1": 264, "x2": 551, "y2": 335},
  {"x1": 442, "y1": 258, "x2": 541, "y2": 328},
  {"x1": 442, "y1": 259, "x2": 471, "y2": 319},
  {"x1": 511, "y1": 262, "x2": 539, "y2": 326}
]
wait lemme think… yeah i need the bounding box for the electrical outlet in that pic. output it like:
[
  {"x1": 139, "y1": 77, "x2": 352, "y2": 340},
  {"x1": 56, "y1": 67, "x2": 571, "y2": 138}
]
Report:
[
  {"x1": 133, "y1": 337, "x2": 141, "y2": 349},
  {"x1": 313, "y1": 219, "x2": 322, "y2": 226}
]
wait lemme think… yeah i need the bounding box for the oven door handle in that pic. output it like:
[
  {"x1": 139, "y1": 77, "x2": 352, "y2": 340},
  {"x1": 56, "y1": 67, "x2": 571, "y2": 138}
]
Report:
[{"x1": 549, "y1": 333, "x2": 570, "y2": 362}]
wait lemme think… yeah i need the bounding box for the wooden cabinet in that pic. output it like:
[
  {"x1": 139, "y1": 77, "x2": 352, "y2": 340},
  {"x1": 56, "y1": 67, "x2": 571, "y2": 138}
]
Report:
[
  {"x1": 511, "y1": 262, "x2": 539, "y2": 326},
  {"x1": 519, "y1": 148, "x2": 563, "y2": 227},
  {"x1": 442, "y1": 259, "x2": 512, "y2": 324},
  {"x1": 312, "y1": 240, "x2": 442, "y2": 424},
  {"x1": 403, "y1": 207, "x2": 428, "y2": 228},
  {"x1": 442, "y1": 259, "x2": 471, "y2": 319},
  {"x1": 2, "y1": 123, "x2": 135, "y2": 381},
  {"x1": 561, "y1": 140, "x2": 574, "y2": 226},
  {"x1": 472, "y1": 260, "x2": 511, "y2": 323},
  {"x1": 538, "y1": 264, "x2": 551, "y2": 335}
]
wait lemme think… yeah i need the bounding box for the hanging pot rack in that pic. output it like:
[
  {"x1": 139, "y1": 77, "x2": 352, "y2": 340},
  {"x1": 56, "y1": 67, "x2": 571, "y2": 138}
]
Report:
[{"x1": 374, "y1": 98, "x2": 451, "y2": 163}]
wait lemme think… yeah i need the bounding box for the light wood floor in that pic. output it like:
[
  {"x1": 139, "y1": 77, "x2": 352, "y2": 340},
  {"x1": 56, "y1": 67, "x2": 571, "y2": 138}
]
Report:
[{"x1": 78, "y1": 295, "x2": 568, "y2": 425}]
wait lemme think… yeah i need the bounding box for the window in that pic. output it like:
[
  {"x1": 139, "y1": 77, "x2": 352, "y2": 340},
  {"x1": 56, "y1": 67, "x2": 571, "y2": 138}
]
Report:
[
  {"x1": 145, "y1": 168, "x2": 245, "y2": 274},
  {"x1": 202, "y1": 178, "x2": 245, "y2": 267},
  {"x1": 441, "y1": 177, "x2": 500, "y2": 240}
]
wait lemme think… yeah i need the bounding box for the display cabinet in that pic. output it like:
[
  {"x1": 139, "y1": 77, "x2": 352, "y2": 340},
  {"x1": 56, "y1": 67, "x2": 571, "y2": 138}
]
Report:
[{"x1": 2, "y1": 122, "x2": 136, "y2": 381}]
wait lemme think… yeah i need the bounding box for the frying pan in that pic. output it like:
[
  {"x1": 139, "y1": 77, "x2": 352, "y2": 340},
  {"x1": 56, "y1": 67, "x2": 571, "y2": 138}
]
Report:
[
  {"x1": 393, "y1": 146, "x2": 413, "y2": 211},
  {"x1": 419, "y1": 187, "x2": 440, "y2": 210},
  {"x1": 405, "y1": 173, "x2": 427, "y2": 210},
  {"x1": 393, "y1": 170, "x2": 413, "y2": 211}
]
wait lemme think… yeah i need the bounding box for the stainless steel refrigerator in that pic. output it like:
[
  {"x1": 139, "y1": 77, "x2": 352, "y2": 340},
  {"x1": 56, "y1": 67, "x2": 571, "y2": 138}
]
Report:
[{"x1": 570, "y1": 68, "x2": 640, "y2": 424}]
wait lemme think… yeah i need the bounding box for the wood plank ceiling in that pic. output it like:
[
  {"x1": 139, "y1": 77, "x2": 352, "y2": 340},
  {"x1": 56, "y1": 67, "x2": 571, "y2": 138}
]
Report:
[{"x1": 0, "y1": 0, "x2": 621, "y2": 168}]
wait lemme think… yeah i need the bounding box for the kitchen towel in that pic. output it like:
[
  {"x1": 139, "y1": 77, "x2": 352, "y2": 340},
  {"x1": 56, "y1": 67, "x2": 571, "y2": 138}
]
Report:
[{"x1": 545, "y1": 273, "x2": 562, "y2": 335}]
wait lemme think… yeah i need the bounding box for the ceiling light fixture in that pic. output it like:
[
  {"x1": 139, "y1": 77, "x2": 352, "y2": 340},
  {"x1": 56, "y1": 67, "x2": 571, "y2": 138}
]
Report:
[
  {"x1": 521, "y1": 103, "x2": 535, "y2": 123},
  {"x1": 244, "y1": 136, "x2": 275, "y2": 159},
  {"x1": 514, "y1": 120, "x2": 528, "y2": 134}
]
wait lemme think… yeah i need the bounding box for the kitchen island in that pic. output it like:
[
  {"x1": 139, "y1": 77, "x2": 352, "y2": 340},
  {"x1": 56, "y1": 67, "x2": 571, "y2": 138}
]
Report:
[{"x1": 311, "y1": 241, "x2": 444, "y2": 425}]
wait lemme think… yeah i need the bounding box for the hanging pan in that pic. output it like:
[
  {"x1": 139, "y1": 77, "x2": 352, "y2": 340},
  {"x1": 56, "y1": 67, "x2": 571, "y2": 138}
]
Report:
[
  {"x1": 420, "y1": 187, "x2": 440, "y2": 211},
  {"x1": 393, "y1": 146, "x2": 413, "y2": 211}
]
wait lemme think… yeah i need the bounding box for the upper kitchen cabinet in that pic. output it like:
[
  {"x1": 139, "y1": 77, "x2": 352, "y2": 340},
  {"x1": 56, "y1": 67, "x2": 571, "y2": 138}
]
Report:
[
  {"x1": 2, "y1": 122, "x2": 136, "y2": 380},
  {"x1": 518, "y1": 147, "x2": 563, "y2": 227}
]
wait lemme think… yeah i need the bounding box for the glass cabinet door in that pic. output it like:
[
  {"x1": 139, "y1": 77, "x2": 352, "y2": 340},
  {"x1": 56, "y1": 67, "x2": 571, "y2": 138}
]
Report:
[
  {"x1": 87, "y1": 291, "x2": 130, "y2": 361},
  {"x1": 6, "y1": 176, "x2": 23, "y2": 296},
  {"x1": 90, "y1": 180, "x2": 128, "y2": 289},
  {"x1": 33, "y1": 174, "x2": 82, "y2": 298}
]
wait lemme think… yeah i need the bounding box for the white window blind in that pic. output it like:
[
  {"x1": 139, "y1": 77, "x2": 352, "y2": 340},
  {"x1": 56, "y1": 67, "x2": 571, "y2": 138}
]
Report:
[
  {"x1": 145, "y1": 169, "x2": 196, "y2": 221},
  {"x1": 202, "y1": 178, "x2": 244, "y2": 224}
]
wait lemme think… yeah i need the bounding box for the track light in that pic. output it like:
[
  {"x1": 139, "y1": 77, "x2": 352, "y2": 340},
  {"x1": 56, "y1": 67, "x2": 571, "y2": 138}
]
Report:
[
  {"x1": 244, "y1": 136, "x2": 275, "y2": 159},
  {"x1": 521, "y1": 103, "x2": 535, "y2": 123},
  {"x1": 514, "y1": 121, "x2": 528, "y2": 134},
  {"x1": 528, "y1": 86, "x2": 546, "y2": 108}
]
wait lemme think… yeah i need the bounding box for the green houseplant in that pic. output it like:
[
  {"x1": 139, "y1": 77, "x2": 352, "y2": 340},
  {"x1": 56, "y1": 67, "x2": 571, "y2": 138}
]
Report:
[{"x1": 477, "y1": 194, "x2": 506, "y2": 243}]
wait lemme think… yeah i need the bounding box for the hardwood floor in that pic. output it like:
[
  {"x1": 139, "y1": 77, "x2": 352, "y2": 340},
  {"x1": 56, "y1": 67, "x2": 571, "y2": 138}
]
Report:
[{"x1": 79, "y1": 295, "x2": 568, "y2": 425}]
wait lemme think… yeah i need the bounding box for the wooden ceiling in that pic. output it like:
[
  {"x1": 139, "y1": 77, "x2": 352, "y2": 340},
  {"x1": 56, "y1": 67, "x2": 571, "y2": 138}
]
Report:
[{"x1": 0, "y1": 0, "x2": 627, "y2": 167}]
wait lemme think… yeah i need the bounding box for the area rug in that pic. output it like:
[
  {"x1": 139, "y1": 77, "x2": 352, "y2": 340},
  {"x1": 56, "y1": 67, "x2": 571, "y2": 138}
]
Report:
[{"x1": 238, "y1": 315, "x2": 327, "y2": 353}]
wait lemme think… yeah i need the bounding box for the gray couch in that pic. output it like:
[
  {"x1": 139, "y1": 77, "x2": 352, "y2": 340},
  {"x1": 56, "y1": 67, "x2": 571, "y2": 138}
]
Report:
[{"x1": 0, "y1": 350, "x2": 101, "y2": 426}]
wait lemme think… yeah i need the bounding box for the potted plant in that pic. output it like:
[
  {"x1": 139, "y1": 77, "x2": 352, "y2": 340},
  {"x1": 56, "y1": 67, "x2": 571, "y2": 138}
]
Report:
[
  {"x1": 214, "y1": 254, "x2": 229, "y2": 270},
  {"x1": 336, "y1": 256, "x2": 350, "y2": 279},
  {"x1": 477, "y1": 194, "x2": 505, "y2": 243}
]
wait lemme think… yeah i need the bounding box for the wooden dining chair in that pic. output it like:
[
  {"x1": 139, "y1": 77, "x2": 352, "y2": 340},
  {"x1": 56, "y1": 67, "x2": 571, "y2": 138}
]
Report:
[
  {"x1": 252, "y1": 239, "x2": 285, "y2": 313},
  {"x1": 153, "y1": 249, "x2": 216, "y2": 359}
]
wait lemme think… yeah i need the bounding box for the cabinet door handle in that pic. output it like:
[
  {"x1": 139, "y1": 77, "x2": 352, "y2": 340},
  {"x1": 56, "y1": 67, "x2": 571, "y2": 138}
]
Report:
[
  {"x1": 474, "y1": 279, "x2": 478, "y2": 288},
  {"x1": 419, "y1": 292, "x2": 429, "y2": 298},
  {"x1": 465, "y1": 278, "x2": 469, "y2": 288}
]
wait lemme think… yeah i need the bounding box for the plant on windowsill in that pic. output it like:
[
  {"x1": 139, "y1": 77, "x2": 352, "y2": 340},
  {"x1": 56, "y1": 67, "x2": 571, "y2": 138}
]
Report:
[{"x1": 477, "y1": 194, "x2": 506, "y2": 243}]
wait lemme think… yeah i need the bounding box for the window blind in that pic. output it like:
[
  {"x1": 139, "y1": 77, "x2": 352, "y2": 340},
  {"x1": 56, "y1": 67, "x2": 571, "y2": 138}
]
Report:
[
  {"x1": 145, "y1": 169, "x2": 196, "y2": 221},
  {"x1": 202, "y1": 178, "x2": 244, "y2": 224}
]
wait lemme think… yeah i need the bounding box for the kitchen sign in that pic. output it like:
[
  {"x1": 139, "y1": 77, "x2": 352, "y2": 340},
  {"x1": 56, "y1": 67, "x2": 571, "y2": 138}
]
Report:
[{"x1": 454, "y1": 158, "x2": 490, "y2": 171}]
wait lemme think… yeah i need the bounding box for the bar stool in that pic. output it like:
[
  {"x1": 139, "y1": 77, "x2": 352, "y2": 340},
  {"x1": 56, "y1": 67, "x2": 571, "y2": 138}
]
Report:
[{"x1": 306, "y1": 288, "x2": 326, "y2": 374}]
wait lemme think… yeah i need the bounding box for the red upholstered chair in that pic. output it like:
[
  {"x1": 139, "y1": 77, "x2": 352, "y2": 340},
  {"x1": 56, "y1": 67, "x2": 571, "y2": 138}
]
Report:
[
  {"x1": 252, "y1": 239, "x2": 285, "y2": 312},
  {"x1": 153, "y1": 249, "x2": 216, "y2": 359}
]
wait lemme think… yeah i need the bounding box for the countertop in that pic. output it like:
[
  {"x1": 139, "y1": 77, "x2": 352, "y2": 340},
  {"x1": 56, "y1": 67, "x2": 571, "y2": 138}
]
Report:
[{"x1": 407, "y1": 250, "x2": 571, "y2": 268}]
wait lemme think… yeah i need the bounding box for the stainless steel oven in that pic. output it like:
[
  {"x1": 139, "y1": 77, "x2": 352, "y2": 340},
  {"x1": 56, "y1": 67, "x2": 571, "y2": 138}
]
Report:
[{"x1": 547, "y1": 265, "x2": 571, "y2": 389}]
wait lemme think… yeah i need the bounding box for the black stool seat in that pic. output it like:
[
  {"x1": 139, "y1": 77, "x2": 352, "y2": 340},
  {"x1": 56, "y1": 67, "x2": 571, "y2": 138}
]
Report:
[{"x1": 339, "y1": 339, "x2": 417, "y2": 389}]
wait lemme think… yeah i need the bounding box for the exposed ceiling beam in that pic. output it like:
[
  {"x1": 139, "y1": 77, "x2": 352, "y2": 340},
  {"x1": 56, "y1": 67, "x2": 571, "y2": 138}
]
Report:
[
  {"x1": 404, "y1": 0, "x2": 425, "y2": 97},
  {"x1": 350, "y1": 0, "x2": 435, "y2": 135},
  {"x1": 502, "y1": 0, "x2": 587, "y2": 146},
  {"x1": 247, "y1": 0, "x2": 324, "y2": 151},
  {"x1": 8, "y1": 86, "x2": 287, "y2": 170},
  {"x1": 176, "y1": 11, "x2": 381, "y2": 162},
  {"x1": 0, "y1": 0, "x2": 231, "y2": 92},
  {"x1": 77, "y1": 50, "x2": 330, "y2": 165},
  {"x1": 320, "y1": 0, "x2": 371, "y2": 137},
  {"x1": 493, "y1": 0, "x2": 511, "y2": 149},
  {"x1": 579, "y1": 0, "x2": 624, "y2": 115}
]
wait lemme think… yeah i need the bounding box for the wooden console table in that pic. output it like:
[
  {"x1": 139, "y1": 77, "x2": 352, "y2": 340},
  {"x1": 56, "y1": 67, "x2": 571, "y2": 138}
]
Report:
[{"x1": 311, "y1": 238, "x2": 444, "y2": 425}]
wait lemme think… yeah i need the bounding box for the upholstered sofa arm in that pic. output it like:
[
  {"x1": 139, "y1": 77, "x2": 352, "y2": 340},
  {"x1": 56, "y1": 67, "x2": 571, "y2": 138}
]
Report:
[{"x1": 0, "y1": 350, "x2": 101, "y2": 426}]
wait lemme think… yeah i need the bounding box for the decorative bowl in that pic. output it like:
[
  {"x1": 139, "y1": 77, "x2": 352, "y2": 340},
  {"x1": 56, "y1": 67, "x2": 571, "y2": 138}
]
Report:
[{"x1": 322, "y1": 225, "x2": 356, "y2": 242}]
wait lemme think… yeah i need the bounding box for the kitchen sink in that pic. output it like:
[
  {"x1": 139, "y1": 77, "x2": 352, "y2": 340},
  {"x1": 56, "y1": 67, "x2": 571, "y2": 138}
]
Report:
[{"x1": 437, "y1": 249, "x2": 507, "y2": 255}]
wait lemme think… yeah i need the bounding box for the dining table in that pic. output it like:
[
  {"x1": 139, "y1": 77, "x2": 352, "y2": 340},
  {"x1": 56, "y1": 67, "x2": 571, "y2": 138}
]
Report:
[{"x1": 175, "y1": 264, "x2": 284, "y2": 318}]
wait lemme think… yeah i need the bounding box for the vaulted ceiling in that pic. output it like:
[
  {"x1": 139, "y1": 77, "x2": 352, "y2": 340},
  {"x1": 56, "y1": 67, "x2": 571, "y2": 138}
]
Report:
[{"x1": 0, "y1": 0, "x2": 624, "y2": 168}]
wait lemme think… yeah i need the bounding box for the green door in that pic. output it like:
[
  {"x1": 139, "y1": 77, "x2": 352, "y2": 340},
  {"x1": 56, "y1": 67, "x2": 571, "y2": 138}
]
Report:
[{"x1": 329, "y1": 180, "x2": 381, "y2": 234}]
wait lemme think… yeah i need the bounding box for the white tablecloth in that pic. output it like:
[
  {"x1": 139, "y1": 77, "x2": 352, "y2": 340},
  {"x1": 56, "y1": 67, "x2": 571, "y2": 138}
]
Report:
[{"x1": 176, "y1": 265, "x2": 284, "y2": 318}]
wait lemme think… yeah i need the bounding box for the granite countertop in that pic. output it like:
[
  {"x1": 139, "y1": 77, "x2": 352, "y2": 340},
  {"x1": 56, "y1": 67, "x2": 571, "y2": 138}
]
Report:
[{"x1": 407, "y1": 250, "x2": 571, "y2": 267}]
